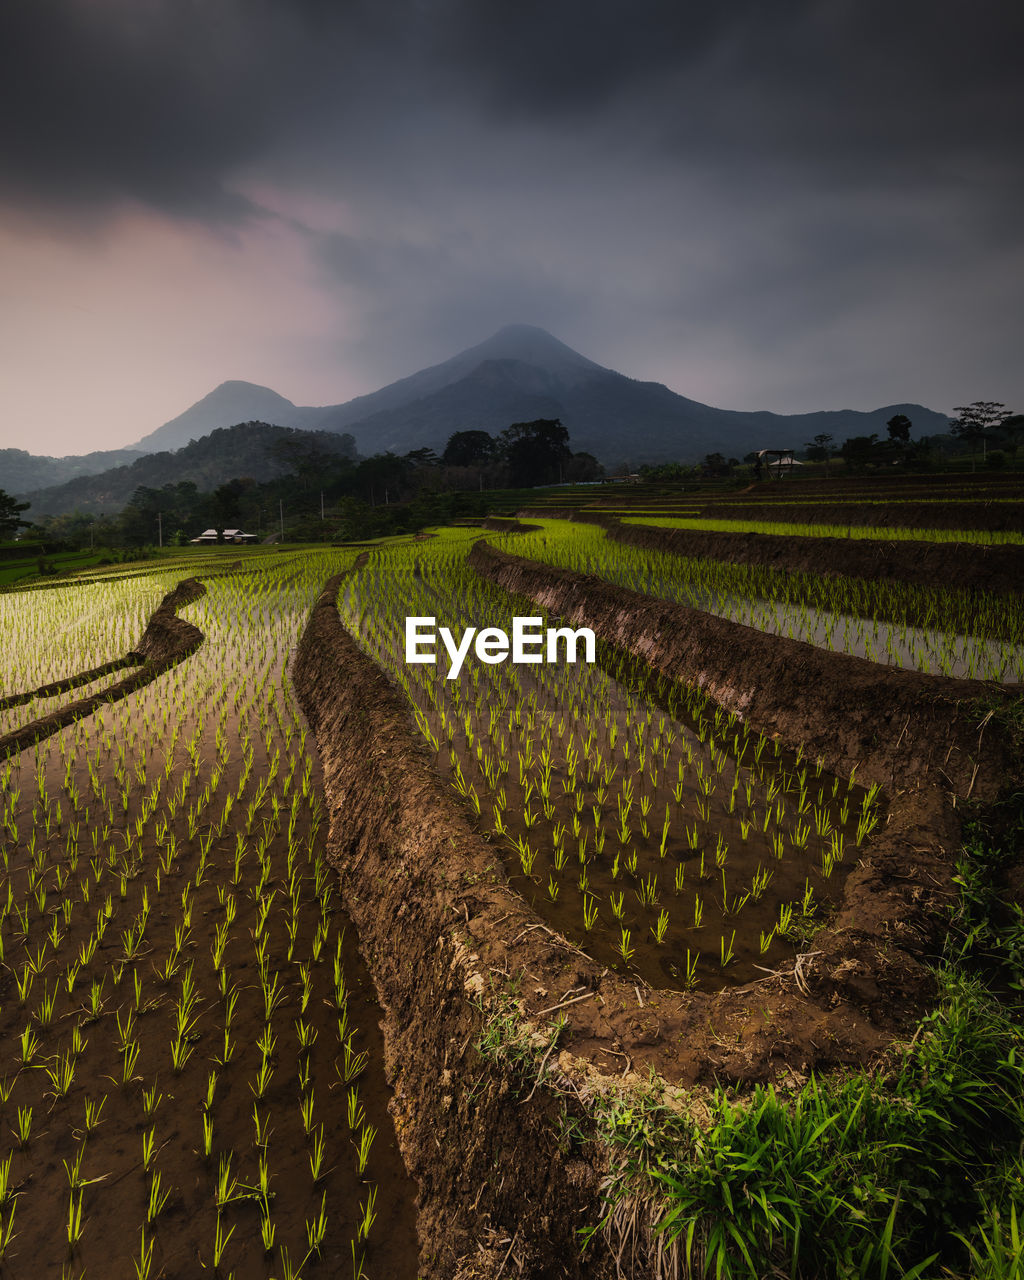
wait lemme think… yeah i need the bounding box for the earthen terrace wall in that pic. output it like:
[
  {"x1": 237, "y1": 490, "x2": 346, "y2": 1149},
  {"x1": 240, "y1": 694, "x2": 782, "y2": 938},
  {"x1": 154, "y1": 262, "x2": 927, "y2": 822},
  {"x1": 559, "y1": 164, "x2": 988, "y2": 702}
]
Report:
[{"x1": 292, "y1": 555, "x2": 1021, "y2": 1277}]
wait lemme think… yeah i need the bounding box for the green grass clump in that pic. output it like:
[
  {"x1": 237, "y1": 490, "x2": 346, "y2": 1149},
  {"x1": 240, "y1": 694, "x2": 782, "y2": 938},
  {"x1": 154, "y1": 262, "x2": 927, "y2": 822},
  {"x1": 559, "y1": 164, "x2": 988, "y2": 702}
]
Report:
[{"x1": 589, "y1": 812, "x2": 1024, "y2": 1279}]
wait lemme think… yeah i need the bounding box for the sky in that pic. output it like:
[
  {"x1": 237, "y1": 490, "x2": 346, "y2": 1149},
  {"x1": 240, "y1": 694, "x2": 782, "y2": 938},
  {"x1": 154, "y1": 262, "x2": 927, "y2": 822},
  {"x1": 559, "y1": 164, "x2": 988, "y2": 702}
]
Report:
[{"x1": 1, "y1": 0, "x2": 1021, "y2": 456}]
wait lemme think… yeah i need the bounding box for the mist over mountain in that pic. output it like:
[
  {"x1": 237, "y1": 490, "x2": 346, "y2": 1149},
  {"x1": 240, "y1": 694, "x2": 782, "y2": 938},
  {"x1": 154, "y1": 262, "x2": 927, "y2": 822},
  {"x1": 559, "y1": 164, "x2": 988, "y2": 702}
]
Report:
[
  {"x1": 20, "y1": 423, "x2": 357, "y2": 519},
  {"x1": 126, "y1": 325, "x2": 949, "y2": 465},
  {"x1": 12, "y1": 327, "x2": 953, "y2": 518},
  {"x1": 132, "y1": 382, "x2": 312, "y2": 452},
  {"x1": 0, "y1": 446, "x2": 144, "y2": 492}
]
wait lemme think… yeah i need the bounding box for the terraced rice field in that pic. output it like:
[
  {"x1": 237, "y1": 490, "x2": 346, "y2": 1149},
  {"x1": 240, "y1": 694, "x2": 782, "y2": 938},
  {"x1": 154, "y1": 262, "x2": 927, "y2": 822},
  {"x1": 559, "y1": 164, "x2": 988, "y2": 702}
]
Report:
[
  {"x1": 1, "y1": 475, "x2": 1022, "y2": 1279},
  {"x1": 0, "y1": 552, "x2": 418, "y2": 1279}
]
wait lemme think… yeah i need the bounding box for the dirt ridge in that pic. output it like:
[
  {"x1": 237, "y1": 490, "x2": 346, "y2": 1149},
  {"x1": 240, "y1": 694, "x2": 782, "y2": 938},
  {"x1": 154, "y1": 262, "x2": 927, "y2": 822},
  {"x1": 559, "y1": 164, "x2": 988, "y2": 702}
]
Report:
[
  {"x1": 0, "y1": 577, "x2": 206, "y2": 759},
  {"x1": 468, "y1": 541, "x2": 1020, "y2": 798},
  {"x1": 0, "y1": 656, "x2": 140, "y2": 711},
  {"x1": 292, "y1": 559, "x2": 1023, "y2": 1277},
  {"x1": 517, "y1": 509, "x2": 1024, "y2": 596}
]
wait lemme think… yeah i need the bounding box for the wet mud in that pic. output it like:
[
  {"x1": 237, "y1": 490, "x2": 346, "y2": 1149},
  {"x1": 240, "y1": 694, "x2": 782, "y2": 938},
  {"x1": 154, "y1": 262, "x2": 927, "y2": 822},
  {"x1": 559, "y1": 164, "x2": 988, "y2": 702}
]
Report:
[
  {"x1": 518, "y1": 510, "x2": 1024, "y2": 597},
  {"x1": 293, "y1": 550, "x2": 1022, "y2": 1276},
  {"x1": 0, "y1": 579, "x2": 206, "y2": 760}
]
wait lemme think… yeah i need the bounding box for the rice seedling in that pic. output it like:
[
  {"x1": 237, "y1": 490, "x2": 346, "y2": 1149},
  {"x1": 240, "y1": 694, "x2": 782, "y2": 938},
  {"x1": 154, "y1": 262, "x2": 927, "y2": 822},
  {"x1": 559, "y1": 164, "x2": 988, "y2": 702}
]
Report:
[
  {"x1": 306, "y1": 1190, "x2": 329, "y2": 1256},
  {"x1": 146, "y1": 1170, "x2": 172, "y2": 1222},
  {"x1": 0, "y1": 548, "x2": 417, "y2": 1273},
  {"x1": 309, "y1": 1125, "x2": 328, "y2": 1181},
  {"x1": 132, "y1": 1227, "x2": 154, "y2": 1280},
  {"x1": 357, "y1": 1185, "x2": 377, "y2": 1242},
  {"x1": 493, "y1": 517, "x2": 1024, "y2": 682},
  {"x1": 42, "y1": 1050, "x2": 78, "y2": 1100},
  {"x1": 212, "y1": 1212, "x2": 234, "y2": 1268},
  {"x1": 261, "y1": 1206, "x2": 276, "y2": 1253},
  {"x1": 354, "y1": 1122, "x2": 376, "y2": 1175}
]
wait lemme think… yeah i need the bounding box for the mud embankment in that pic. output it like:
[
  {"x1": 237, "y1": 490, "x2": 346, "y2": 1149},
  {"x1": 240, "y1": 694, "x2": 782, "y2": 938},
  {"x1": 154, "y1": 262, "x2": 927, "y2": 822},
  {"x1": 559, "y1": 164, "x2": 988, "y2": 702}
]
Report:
[
  {"x1": 606, "y1": 521, "x2": 1024, "y2": 600},
  {"x1": 518, "y1": 508, "x2": 1024, "y2": 597},
  {"x1": 0, "y1": 578, "x2": 206, "y2": 759},
  {"x1": 696, "y1": 499, "x2": 1024, "y2": 532},
  {"x1": 293, "y1": 561, "x2": 1022, "y2": 1277},
  {"x1": 294, "y1": 576, "x2": 611, "y2": 1279},
  {"x1": 468, "y1": 542, "x2": 1020, "y2": 799},
  {"x1": 0, "y1": 656, "x2": 140, "y2": 712},
  {"x1": 482, "y1": 516, "x2": 542, "y2": 533}
]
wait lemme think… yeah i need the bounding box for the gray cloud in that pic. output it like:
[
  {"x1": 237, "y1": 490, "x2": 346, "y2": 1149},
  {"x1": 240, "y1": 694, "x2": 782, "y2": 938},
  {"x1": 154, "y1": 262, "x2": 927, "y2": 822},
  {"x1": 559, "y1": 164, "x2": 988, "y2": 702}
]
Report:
[
  {"x1": 0, "y1": 0, "x2": 1020, "y2": 443},
  {"x1": 6, "y1": 0, "x2": 1020, "y2": 219}
]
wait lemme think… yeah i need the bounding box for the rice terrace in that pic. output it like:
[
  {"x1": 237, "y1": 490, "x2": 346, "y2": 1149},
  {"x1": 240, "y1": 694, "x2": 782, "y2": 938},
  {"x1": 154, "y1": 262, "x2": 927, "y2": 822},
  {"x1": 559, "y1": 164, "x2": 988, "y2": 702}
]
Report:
[{"x1": 1, "y1": 472, "x2": 1023, "y2": 1280}]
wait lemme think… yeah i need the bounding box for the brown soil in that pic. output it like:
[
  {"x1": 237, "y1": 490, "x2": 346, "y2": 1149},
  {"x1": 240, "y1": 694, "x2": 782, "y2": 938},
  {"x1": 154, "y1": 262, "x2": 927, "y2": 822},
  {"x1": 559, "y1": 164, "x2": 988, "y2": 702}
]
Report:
[
  {"x1": 467, "y1": 542, "x2": 1021, "y2": 799},
  {"x1": 293, "y1": 551, "x2": 1022, "y2": 1277},
  {"x1": 606, "y1": 522, "x2": 1024, "y2": 600},
  {"x1": 518, "y1": 510, "x2": 1024, "y2": 597},
  {"x1": 0, "y1": 657, "x2": 141, "y2": 712},
  {"x1": 0, "y1": 579, "x2": 205, "y2": 760},
  {"x1": 685, "y1": 500, "x2": 1024, "y2": 532},
  {"x1": 481, "y1": 517, "x2": 543, "y2": 533},
  {"x1": 0, "y1": 567, "x2": 420, "y2": 1279}
]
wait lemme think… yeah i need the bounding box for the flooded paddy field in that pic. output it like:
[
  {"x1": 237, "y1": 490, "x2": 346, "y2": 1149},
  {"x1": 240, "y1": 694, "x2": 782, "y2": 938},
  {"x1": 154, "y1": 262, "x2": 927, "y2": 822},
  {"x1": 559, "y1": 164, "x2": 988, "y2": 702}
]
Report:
[{"x1": 0, "y1": 554, "x2": 418, "y2": 1279}]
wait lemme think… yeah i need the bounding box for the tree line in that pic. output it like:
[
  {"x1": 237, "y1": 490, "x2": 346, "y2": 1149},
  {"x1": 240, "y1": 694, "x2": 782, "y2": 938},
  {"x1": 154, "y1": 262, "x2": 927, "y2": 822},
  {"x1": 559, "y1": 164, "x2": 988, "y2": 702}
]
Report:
[{"x1": 3, "y1": 419, "x2": 603, "y2": 550}]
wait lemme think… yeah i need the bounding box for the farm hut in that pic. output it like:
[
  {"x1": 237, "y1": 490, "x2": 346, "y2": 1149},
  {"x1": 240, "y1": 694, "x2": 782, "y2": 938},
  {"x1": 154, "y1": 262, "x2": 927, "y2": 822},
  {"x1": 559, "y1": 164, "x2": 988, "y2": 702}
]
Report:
[{"x1": 755, "y1": 448, "x2": 799, "y2": 480}]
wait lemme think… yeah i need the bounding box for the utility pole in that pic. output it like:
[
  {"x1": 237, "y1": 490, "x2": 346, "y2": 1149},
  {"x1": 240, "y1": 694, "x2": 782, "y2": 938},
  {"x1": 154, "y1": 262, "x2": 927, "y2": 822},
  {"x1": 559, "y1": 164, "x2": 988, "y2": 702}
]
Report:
[
  {"x1": 279, "y1": 499, "x2": 284, "y2": 542},
  {"x1": 320, "y1": 491, "x2": 325, "y2": 521},
  {"x1": 157, "y1": 512, "x2": 163, "y2": 548}
]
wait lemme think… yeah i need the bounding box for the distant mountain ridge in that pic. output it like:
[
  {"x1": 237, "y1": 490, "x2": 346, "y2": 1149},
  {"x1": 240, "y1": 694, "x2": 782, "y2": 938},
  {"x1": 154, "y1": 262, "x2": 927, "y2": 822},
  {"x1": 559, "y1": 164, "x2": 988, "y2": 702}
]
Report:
[
  {"x1": 11, "y1": 326, "x2": 953, "y2": 517},
  {"x1": 128, "y1": 324, "x2": 951, "y2": 464},
  {"x1": 133, "y1": 382, "x2": 310, "y2": 452},
  {"x1": 1, "y1": 445, "x2": 144, "y2": 492},
  {"x1": 20, "y1": 423, "x2": 356, "y2": 519}
]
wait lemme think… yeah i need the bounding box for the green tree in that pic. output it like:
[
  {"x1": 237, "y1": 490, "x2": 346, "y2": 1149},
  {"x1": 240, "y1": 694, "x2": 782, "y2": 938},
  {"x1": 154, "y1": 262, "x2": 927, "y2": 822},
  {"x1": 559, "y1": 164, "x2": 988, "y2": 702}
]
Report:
[
  {"x1": 0, "y1": 489, "x2": 31, "y2": 539},
  {"x1": 840, "y1": 433, "x2": 882, "y2": 471},
  {"x1": 565, "y1": 451, "x2": 604, "y2": 483},
  {"x1": 804, "y1": 433, "x2": 835, "y2": 476},
  {"x1": 702, "y1": 452, "x2": 732, "y2": 477},
  {"x1": 996, "y1": 413, "x2": 1024, "y2": 457},
  {"x1": 499, "y1": 419, "x2": 571, "y2": 487},
  {"x1": 442, "y1": 430, "x2": 496, "y2": 467},
  {"x1": 886, "y1": 414, "x2": 912, "y2": 445},
  {"x1": 950, "y1": 401, "x2": 1010, "y2": 472}
]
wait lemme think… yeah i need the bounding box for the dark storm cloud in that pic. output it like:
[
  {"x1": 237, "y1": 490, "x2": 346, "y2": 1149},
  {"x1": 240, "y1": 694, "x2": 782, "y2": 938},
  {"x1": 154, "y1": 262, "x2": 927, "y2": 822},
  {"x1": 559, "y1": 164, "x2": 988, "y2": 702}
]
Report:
[
  {"x1": 0, "y1": 0, "x2": 375, "y2": 220},
  {"x1": 425, "y1": 0, "x2": 757, "y2": 114},
  {"x1": 5, "y1": 0, "x2": 1020, "y2": 225},
  {"x1": 1, "y1": 0, "x2": 1020, "y2": 435}
]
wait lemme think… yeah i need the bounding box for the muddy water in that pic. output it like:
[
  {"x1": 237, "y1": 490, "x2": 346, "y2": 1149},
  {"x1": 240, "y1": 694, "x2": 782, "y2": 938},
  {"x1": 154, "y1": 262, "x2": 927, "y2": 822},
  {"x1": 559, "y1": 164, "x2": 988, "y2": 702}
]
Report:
[
  {"x1": 490, "y1": 525, "x2": 1024, "y2": 682},
  {"x1": 344, "y1": 548, "x2": 877, "y2": 993},
  {"x1": 0, "y1": 558, "x2": 419, "y2": 1280},
  {"x1": 635, "y1": 577, "x2": 1024, "y2": 683}
]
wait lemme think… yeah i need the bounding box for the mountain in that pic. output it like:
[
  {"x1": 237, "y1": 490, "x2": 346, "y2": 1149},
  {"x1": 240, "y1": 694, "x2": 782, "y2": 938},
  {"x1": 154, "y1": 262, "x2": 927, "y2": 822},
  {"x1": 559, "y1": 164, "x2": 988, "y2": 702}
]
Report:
[
  {"x1": 129, "y1": 327, "x2": 607, "y2": 453},
  {"x1": 1, "y1": 446, "x2": 144, "y2": 492},
  {"x1": 20, "y1": 423, "x2": 357, "y2": 519},
  {"x1": 126, "y1": 324, "x2": 951, "y2": 465},
  {"x1": 132, "y1": 381, "x2": 310, "y2": 452}
]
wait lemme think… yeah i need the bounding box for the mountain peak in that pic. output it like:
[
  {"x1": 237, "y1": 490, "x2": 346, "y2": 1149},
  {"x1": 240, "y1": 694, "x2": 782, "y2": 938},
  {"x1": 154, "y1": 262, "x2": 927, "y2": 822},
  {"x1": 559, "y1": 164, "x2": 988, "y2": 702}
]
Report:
[
  {"x1": 460, "y1": 325, "x2": 607, "y2": 378},
  {"x1": 191, "y1": 380, "x2": 297, "y2": 410},
  {"x1": 489, "y1": 323, "x2": 566, "y2": 344},
  {"x1": 134, "y1": 381, "x2": 302, "y2": 451}
]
